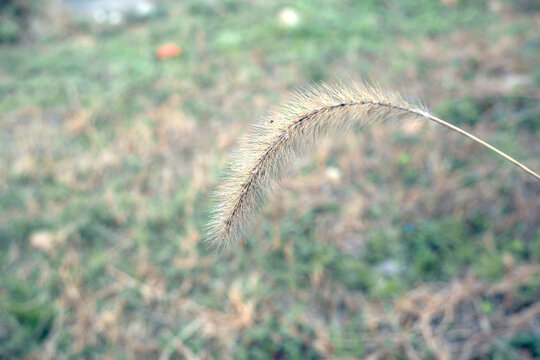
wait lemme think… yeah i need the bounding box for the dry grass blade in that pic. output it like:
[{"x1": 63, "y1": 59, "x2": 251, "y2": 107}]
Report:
[{"x1": 208, "y1": 82, "x2": 540, "y2": 250}]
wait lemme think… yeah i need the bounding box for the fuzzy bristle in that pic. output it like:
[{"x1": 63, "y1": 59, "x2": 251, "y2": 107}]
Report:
[{"x1": 207, "y1": 82, "x2": 540, "y2": 250}]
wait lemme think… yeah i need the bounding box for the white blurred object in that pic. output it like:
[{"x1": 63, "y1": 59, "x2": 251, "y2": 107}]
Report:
[
  {"x1": 29, "y1": 231, "x2": 56, "y2": 253},
  {"x1": 325, "y1": 166, "x2": 342, "y2": 184},
  {"x1": 135, "y1": 1, "x2": 155, "y2": 16},
  {"x1": 278, "y1": 7, "x2": 300, "y2": 28},
  {"x1": 91, "y1": 9, "x2": 122, "y2": 25},
  {"x1": 64, "y1": 0, "x2": 156, "y2": 24},
  {"x1": 377, "y1": 260, "x2": 403, "y2": 276}
]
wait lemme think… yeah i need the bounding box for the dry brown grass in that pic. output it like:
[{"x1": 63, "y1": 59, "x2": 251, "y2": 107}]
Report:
[{"x1": 364, "y1": 264, "x2": 540, "y2": 360}]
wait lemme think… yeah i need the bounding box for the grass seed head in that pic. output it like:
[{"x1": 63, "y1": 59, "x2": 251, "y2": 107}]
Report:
[{"x1": 207, "y1": 82, "x2": 540, "y2": 250}]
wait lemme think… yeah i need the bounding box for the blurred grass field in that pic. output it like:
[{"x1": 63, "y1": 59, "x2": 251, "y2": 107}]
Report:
[{"x1": 1, "y1": 0, "x2": 540, "y2": 359}]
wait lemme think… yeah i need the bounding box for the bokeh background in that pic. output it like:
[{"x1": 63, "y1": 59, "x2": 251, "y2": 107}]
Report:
[{"x1": 1, "y1": 1, "x2": 539, "y2": 359}]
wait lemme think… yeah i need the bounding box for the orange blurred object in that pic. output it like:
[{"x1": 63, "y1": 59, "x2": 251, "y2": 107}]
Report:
[{"x1": 156, "y1": 43, "x2": 182, "y2": 60}]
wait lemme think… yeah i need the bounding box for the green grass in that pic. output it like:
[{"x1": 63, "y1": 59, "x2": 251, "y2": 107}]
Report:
[{"x1": 1, "y1": 0, "x2": 539, "y2": 358}]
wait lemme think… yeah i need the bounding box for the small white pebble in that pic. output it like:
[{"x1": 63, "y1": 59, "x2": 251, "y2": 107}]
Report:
[
  {"x1": 325, "y1": 167, "x2": 341, "y2": 184},
  {"x1": 278, "y1": 7, "x2": 300, "y2": 28},
  {"x1": 29, "y1": 231, "x2": 55, "y2": 252}
]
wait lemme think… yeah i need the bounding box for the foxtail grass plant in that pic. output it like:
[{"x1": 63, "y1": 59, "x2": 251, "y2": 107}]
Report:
[{"x1": 208, "y1": 83, "x2": 540, "y2": 250}]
